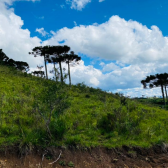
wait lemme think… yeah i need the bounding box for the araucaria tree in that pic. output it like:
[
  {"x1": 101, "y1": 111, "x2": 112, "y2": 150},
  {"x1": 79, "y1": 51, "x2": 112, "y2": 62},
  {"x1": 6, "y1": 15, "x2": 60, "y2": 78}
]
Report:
[
  {"x1": 29, "y1": 46, "x2": 51, "y2": 79},
  {"x1": 50, "y1": 45, "x2": 70, "y2": 83},
  {"x1": 141, "y1": 73, "x2": 168, "y2": 105},
  {"x1": 64, "y1": 51, "x2": 81, "y2": 86}
]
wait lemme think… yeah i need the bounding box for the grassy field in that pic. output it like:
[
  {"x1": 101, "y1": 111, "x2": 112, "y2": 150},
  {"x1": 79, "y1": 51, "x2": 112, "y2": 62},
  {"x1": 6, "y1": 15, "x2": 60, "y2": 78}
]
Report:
[
  {"x1": 134, "y1": 97, "x2": 168, "y2": 109},
  {"x1": 1, "y1": 65, "x2": 168, "y2": 151}
]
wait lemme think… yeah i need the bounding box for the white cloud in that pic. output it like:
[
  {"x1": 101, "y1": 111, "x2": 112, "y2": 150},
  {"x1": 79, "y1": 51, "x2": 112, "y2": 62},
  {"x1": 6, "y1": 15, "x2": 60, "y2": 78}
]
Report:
[
  {"x1": 114, "y1": 87, "x2": 163, "y2": 98},
  {"x1": 36, "y1": 28, "x2": 48, "y2": 37},
  {"x1": 74, "y1": 21, "x2": 77, "y2": 26},
  {"x1": 0, "y1": 0, "x2": 42, "y2": 68},
  {"x1": 45, "y1": 59, "x2": 168, "y2": 98},
  {"x1": 102, "y1": 62, "x2": 120, "y2": 72},
  {"x1": 37, "y1": 16, "x2": 44, "y2": 19},
  {"x1": 2, "y1": 0, "x2": 39, "y2": 4},
  {"x1": 66, "y1": 0, "x2": 105, "y2": 10},
  {"x1": 42, "y1": 15, "x2": 168, "y2": 96},
  {"x1": 44, "y1": 15, "x2": 168, "y2": 65},
  {"x1": 65, "y1": 61, "x2": 168, "y2": 97},
  {"x1": 60, "y1": 4, "x2": 65, "y2": 8},
  {"x1": 70, "y1": 60, "x2": 102, "y2": 86},
  {"x1": 66, "y1": 0, "x2": 91, "y2": 10},
  {"x1": 99, "y1": 62, "x2": 105, "y2": 66}
]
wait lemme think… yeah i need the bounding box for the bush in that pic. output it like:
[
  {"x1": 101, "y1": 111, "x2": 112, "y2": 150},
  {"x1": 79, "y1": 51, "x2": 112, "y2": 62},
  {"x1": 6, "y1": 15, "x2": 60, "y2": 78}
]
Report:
[
  {"x1": 97, "y1": 113, "x2": 115, "y2": 134},
  {"x1": 49, "y1": 118, "x2": 66, "y2": 140}
]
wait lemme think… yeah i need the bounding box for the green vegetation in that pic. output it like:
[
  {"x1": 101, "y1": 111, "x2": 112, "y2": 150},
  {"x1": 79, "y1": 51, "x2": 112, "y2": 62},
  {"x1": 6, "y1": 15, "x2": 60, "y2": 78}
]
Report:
[
  {"x1": 134, "y1": 97, "x2": 166, "y2": 108},
  {"x1": 59, "y1": 160, "x2": 66, "y2": 166},
  {"x1": 1, "y1": 64, "x2": 168, "y2": 151},
  {"x1": 68, "y1": 161, "x2": 74, "y2": 167}
]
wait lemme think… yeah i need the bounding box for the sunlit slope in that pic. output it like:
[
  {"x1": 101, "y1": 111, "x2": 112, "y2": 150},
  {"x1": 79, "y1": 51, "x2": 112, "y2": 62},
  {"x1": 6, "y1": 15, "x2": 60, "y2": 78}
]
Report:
[{"x1": 0, "y1": 65, "x2": 168, "y2": 148}]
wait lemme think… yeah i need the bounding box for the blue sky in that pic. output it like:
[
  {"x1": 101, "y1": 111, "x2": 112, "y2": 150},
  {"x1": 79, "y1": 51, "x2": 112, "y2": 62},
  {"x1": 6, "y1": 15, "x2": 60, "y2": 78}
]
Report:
[
  {"x1": 1, "y1": 0, "x2": 168, "y2": 97},
  {"x1": 13, "y1": 0, "x2": 168, "y2": 38}
]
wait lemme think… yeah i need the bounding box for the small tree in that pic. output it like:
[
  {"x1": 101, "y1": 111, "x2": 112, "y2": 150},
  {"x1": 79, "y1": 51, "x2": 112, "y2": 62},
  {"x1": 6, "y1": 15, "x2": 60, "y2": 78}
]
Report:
[
  {"x1": 29, "y1": 46, "x2": 51, "y2": 79},
  {"x1": 32, "y1": 71, "x2": 45, "y2": 78},
  {"x1": 49, "y1": 62, "x2": 60, "y2": 82},
  {"x1": 64, "y1": 51, "x2": 81, "y2": 86},
  {"x1": 32, "y1": 65, "x2": 45, "y2": 78}
]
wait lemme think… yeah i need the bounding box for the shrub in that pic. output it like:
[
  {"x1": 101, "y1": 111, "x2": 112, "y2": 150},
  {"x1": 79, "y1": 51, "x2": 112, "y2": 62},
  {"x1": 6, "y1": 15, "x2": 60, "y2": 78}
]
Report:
[{"x1": 97, "y1": 113, "x2": 115, "y2": 134}]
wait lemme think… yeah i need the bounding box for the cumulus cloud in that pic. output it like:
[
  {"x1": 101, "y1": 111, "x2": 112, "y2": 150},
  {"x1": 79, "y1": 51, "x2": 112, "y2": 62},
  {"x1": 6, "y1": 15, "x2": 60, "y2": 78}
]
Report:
[
  {"x1": 42, "y1": 15, "x2": 168, "y2": 96},
  {"x1": 36, "y1": 28, "x2": 48, "y2": 37},
  {"x1": 114, "y1": 87, "x2": 163, "y2": 98},
  {"x1": 44, "y1": 15, "x2": 168, "y2": 65},
  {"x1": 0, "y1": 0, "x2": 42, "y2": 68},
  {"x1": 65, "y1": 61, "x2": 168, "y2": 97},
  {"x1": 44, "y1": 57, "x2": 168, "y2": 98},
  {"x1": 102, "y1": 62, "x2": 120, "y2": 72}
]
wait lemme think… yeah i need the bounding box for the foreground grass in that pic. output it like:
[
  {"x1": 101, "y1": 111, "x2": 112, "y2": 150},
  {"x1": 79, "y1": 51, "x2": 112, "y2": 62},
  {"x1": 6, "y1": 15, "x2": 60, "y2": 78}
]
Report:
[{"x1": 0, "y1": 65, "x2": 168, "y2": 150}]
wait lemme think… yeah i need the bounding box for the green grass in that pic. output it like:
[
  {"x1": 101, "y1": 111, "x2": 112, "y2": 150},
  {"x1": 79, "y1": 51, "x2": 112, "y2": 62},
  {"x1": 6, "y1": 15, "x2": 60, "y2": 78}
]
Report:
[{"x1": 1, "y1": 65, "x2": 168, "y2": 150}]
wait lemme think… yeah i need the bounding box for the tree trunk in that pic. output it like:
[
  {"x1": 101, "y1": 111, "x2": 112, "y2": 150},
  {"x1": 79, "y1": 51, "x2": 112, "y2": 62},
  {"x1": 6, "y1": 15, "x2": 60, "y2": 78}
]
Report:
[
  {"x1": 54, "y1": 62, "x2": 57, "y2": 82},
  {"x1": 165, "y1": 85, "x2": 168, "y2": 100},
  {"x1": 68, "y1": 61, "x2": 71, "y2": 86},
  {"x1": 161, "y1": 84, "x2": 166, "y2": 106},
  {"x1": 44, "y1": 56, "x2": 48, "y2": 79},
  {"x1": 59, "y1": 61, "x2": 63, "y2": 83}
]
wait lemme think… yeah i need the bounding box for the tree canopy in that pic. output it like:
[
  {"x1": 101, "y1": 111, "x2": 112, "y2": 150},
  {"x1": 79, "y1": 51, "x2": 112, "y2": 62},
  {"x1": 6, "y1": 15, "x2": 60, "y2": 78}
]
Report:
[{"x1": 0, "y1": 49, "x2": 29, "y2": 72}]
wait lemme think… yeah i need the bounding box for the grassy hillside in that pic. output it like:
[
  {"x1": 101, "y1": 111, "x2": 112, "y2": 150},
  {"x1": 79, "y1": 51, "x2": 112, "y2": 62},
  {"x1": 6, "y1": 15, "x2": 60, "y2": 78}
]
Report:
[{"x1": 1, "y1": 65, "x2": 168, "y2": 151}]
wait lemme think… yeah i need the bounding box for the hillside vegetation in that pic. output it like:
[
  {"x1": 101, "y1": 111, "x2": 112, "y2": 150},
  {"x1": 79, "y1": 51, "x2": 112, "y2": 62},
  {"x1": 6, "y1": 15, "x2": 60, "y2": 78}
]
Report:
[{"x1": 1, "y1": 65, "x2": 168, "y2": 152}]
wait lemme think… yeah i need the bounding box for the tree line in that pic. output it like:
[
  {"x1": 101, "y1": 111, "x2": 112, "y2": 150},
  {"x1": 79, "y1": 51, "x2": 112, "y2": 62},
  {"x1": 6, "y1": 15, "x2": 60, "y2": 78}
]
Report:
[
  {"x1": 141, "y1": 73, "x2": 168, "y2": 105},
  {"x1": 0, "y1": 49, "x2": 29, "y2": 72},
  {"x1": 0, "y1": 45, "x2": 81, "y2": 86},
  {"x1": 29, "y1": 45, "x2": 81, "y2": 86}
]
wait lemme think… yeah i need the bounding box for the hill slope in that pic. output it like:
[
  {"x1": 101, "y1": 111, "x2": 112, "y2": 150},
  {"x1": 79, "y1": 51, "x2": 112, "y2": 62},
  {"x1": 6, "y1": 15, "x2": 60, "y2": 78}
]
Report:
[{"x1": 0, "y1": 65, "x2": 168, "y2": 150}]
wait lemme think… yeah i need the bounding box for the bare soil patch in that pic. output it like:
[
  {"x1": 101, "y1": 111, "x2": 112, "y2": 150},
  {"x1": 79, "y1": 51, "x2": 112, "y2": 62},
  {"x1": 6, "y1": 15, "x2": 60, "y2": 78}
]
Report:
[{"x1": 1, "y1": 145, "x2": 168, "y2": 168}]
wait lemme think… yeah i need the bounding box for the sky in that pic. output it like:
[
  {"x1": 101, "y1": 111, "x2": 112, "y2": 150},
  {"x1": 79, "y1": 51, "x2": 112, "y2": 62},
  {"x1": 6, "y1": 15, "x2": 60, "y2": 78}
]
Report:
[{"x1": 0, "y1": 0, "x2": 168, "y2": 97}]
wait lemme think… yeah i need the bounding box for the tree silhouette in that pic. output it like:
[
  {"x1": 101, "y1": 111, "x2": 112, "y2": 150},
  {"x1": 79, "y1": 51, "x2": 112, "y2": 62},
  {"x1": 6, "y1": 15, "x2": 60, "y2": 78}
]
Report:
[
  {"x1": 29, "y1": 46, "x2": 51, "y2": 79},
  {"x1": 31, "y1": 65, "x2": 44, "y2": 78},
  {"x1": 64, "y1": 51, "x2": 81, "y2": 86},
  {"x1": 15, "y1": 61, "x2": 29, "y2": 72},
  {"x1": 141, "y1": 73, "x2": 168, "y2": 105},
  {"x1": 0, "y1": 49, "x2": 9, "y2": 65},
  {"x1": 161, "y1": 73, "x2": 168, "y2": 102},
  {"x1": 0, "y1": 49, "x2": 29, "y2": 72},
  {"x1": 49, "y1": 45, "x2": 70, "y2": 83},
  {"x1": 32, "y1": 71, "x2": 45, "y2": 78}
]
